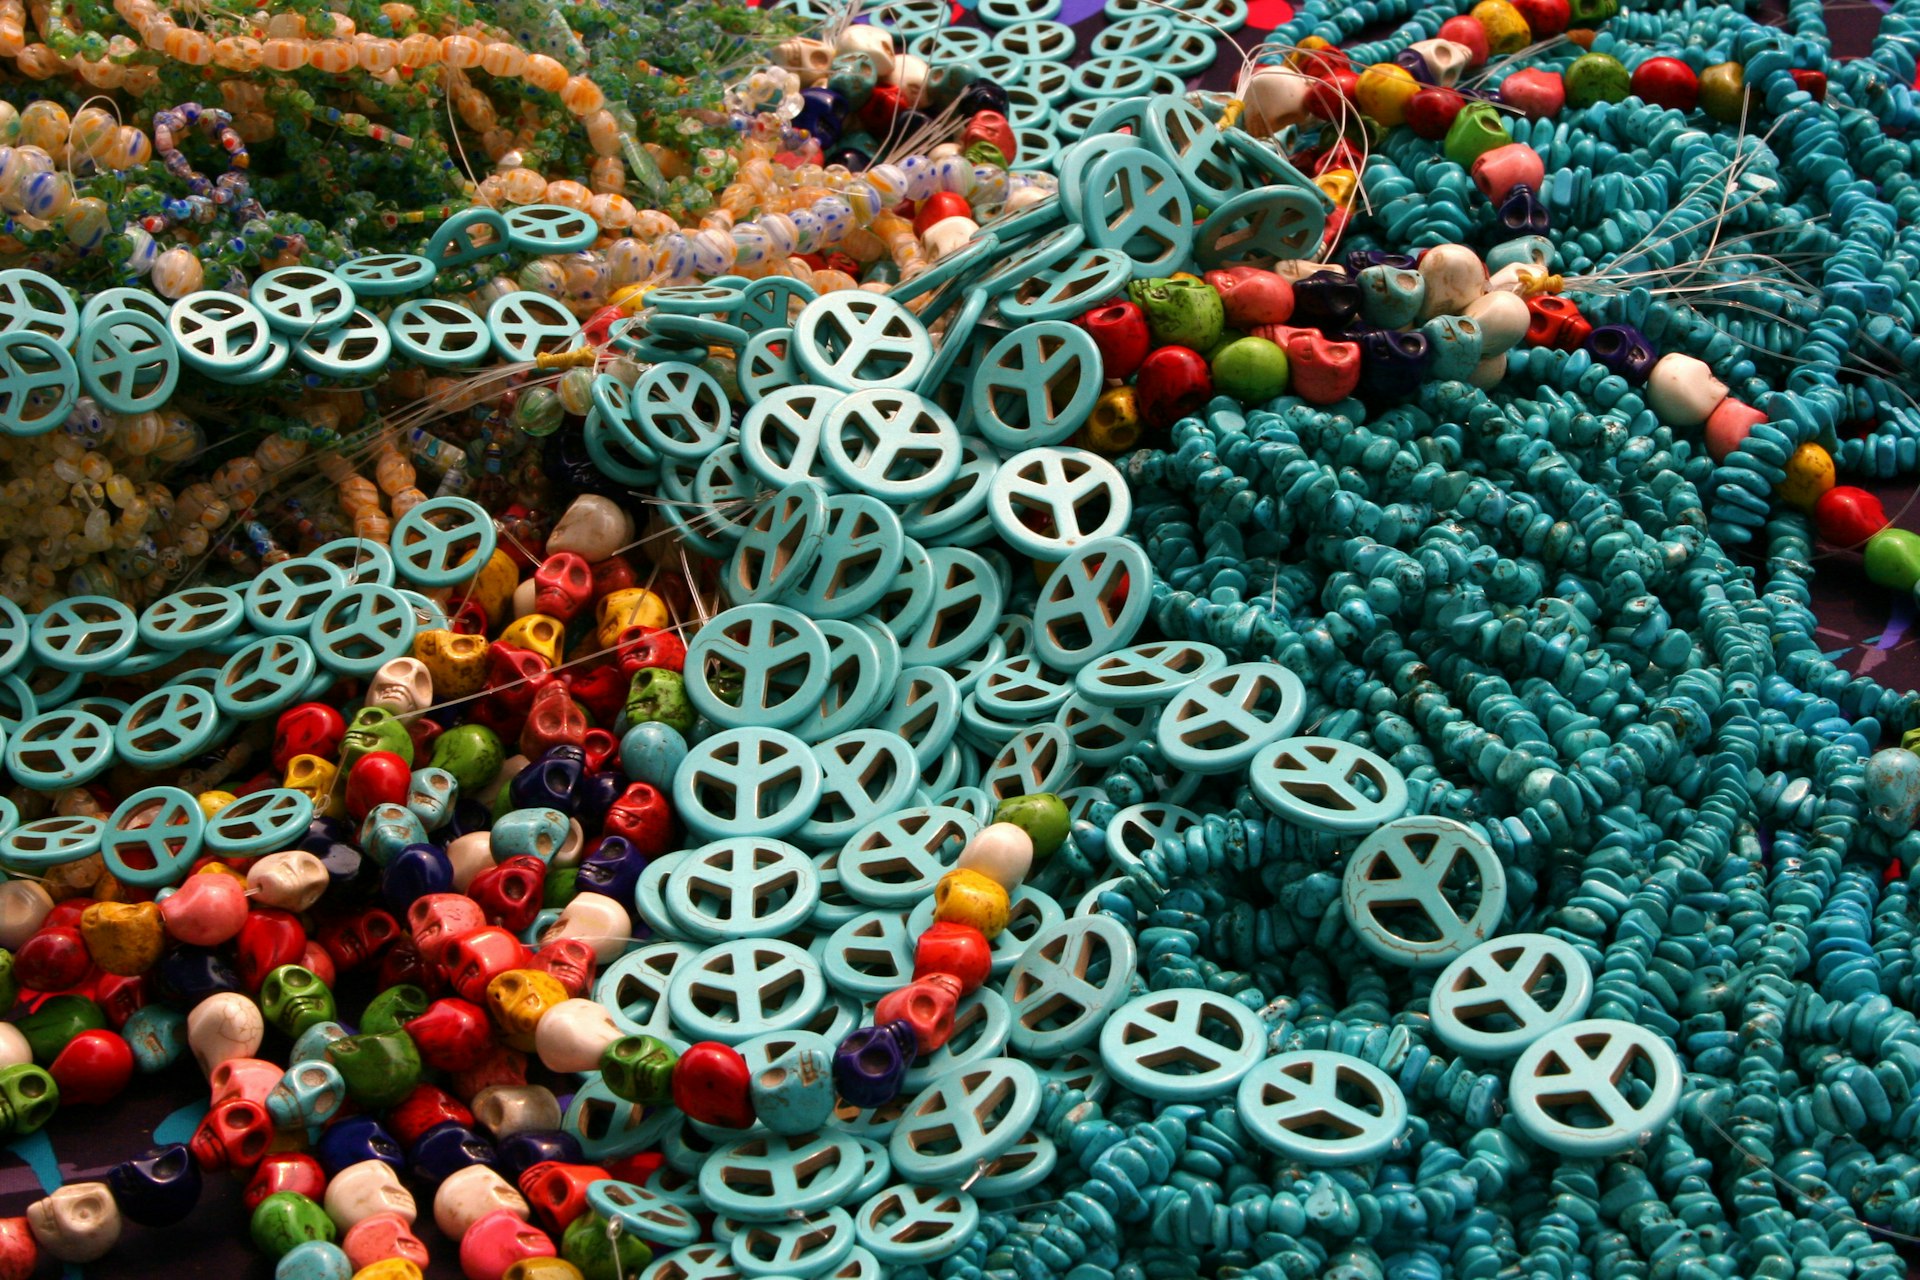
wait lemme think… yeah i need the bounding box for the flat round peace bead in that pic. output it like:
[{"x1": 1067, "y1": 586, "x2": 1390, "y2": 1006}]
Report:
[
  {"x1": 982, "y1": 721, "x2": 1075, "y2": 802},
  {"x1": 585, "y1": 1181, "x2": 701, "y2": 1251},
  {"x1": 1098, "y1": 988, "x2": 1266, "y2": 1102},
  {"x1": 837, "y1": 805, "x2": 976, "y2": 907},
  {"x1": 996, "y1": 246, "x2": 1133, "y2": 323},
  {"x1": 792, "y1": 620, "x2": 889, "y2": 744},
  {"x1": 308, "y1": 584, "x2": 418, "y2": 677},
  {"x1": 987, "y1": 447, "x2": 1131, "y2": 558},
  {"x1": 1141, "y1": 93, "x2": 1246, "y2": 208},
  {"x1": 730, "y1": 1205, "x2": 857, "y2": 1277},
  {"x1": 204, "y1": 788, "x2": 313, "y2": 858},
  {"x1": 991, "y1": 17, "x2": 1075, "y2": 61},
  {"x1": 1104, "y1": 0, "x2": 1245, "y2": 28},
  {"x1": 727, "y1": 480, "x2": 829, "y2": 606},
  {"x1": 737, "y1": 277, "x2": 816, "y2": 338},
  {"x1": 673, "y1": 726, "x2": 824, "y2": 842},
  {"x1": 899, "y1": 436, "x2": 999, "y2": 546},
  {"x1": 0, "y1": 598, "x2": 24, "y2": 680},
  {"x1": 667, "y1": 937, "x2": 827, "y2": 1044},
  {"x1": 596, "y1": 940, "x2": 699, "y2": 1044},
  {"x1": 853, "y1": 1185, "x2": 977, "y2": 1265},
  {"x1": 1081, "y1": 149, "x2": 1194, "y2": 279},
  {"x1": 889, "y1": 1058, "x2": 1041, "y2": 1185},
  {"x1": 1341, "y1": 815, "x2": 1508, "y2": 969},
  {"x1": 1155, "y1": 662, "x2": 1308, "y2": 774},
  {"x1": 739, "y1": 327, "x2": 801, "y2": 404},
  {"x1": 245, "y1": 556, "x2": 347, "y2": 635},
  {"x1": 818, "y1": 910, "x2": 916, "y2": 997},
  {"x1": 740, "y1": 384, "x2": 843, "y2": 488},
  {"x1": 0, "y1": 330, "x2": 75, "y2": 436},
  {"x1": 901, "y1": 986, "x2": 1013, "y2": 1091},
  {"x1": 216, "y1": 634, "x2": 319, "y2": 719},
  {"x1": 1235, "y1": 1051, "x2": 1410, "y2": 1166},
  {"x1": 116, "y1": 684, "x2": 221, "y2": 770},
  {"x1": 100, "y1": 786, "x2": 205, "y2": 888},
  {"x1": 783, "y1": 494, "x2": 904, "y2": 622},
  {"x1": 1197, "y1": 185, "x2": 1330, "y2": 270},
  {"x1": 872, "y1": 666, "x2": 961, "y2": 768},
  {"x1": 0, "y1": 814, "x2": 105, "y2": 869},
  {"x1": 487, "y1": 290, "x2": 582, "y2": 362},
  {"x1": 797, "y1": 729, "x2": 920, "y2": 848},
  {"x1": 1071, "y1": 55, "x2": 1180, "y2": 100},
  {"x1": 0, "y1": 269, "x2": 78, "y2": 345},
  {"x1": 1250, "y1": 736, "x2": 1410, "y2": 831},
  {"x1": 425, "y1": 207, "x2": 509, "y2": 267},
  {"x1": 684, "y1": 603, "x2": 831, "y2": 731},
  {"x1": 29, "y1": 595, "x2": 138, "y2": 673},
  {"x1": 78, "y1": 310, "x2": 178, "y2": 414},
  {"x1": 388, "y1": 298, "x2": 492, "y2": 368},
  {"x1": 974, "y1": 654, "x2": 1072, "y2": 723},
  {"x1": 863, "y1": 0, "x2": 946, "y2": 35},
  {"x1": 1508, "y1": 1019, "x2": 1683, "y2": 1156},
  {"x1": 794, "y1": 293, "x2": 931, "y2": 392},
  {"x1": 969, "y1": 321, "x2": 1101, "y2": 451},
  {"x1": 249, "y1": 265, "x2": 354, "y2": 335},
  {"x1": 503, "y1": 203, "x2": 599, "y2": 253},
  {"x1": 976, "y1": 0, "x2": 1060, "y2": 24},
  {"x1": 169, "y1": 290, "x2": 274, "y2": 375},
  {"x1": 138, "y1": 585, "x2": 244, "y2": 651},
  {"x1": 664, "y1": 838, "x2": 820, "y2": 941},
  {"x1": 391, "y1": 497, "x2": 497, "y2": 588},
  {"x1": 699, "y1": 1130, "x2": 864, "y2": 1220},
  {"x1": 1430, "y1": 933, "x2": 1595, "y2": 1059},
  {"x1": 632, "y1": 363, "x2": 733, "y2": 461},
  {"x1": 6, "y1": 708, "x2": 114, "y2": 789},
  {"x1": 336, "y1": 252, "x2": 437, "y2": 297},
  {"x1": 1075, "y1": 639, "x2": 1227, "y2": 708},
  {"x1": 820, "y1": 389, "x2": 961, "y2": 504},
  {"x1": 1006, "y1": 915, "x2": 1138, "y2": 1056},
  {"x1": 900, "y1": 547, "x2": 1006, "y2": 668},
  {"x1": 1033, "y1": 537, "x2": 1154, "y2": 673}
]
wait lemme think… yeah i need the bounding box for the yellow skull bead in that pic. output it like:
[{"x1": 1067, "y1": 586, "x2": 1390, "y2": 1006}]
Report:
[
  {"x1": 485, "y1": 968, "x2": 570, "y2": 1051},
  {"x1": 79, "y1": 901, "x2": 165, "y2": 975},
  {"x1": 1316, "y1": 169, "x2": 1359, "y2": 210},
  {"x1": 469, "y1": 548, "x2": 520, "y2": 629},
  {"x1": 414, "y1": 629, "x2": 490, "y2": 698},
  {"x1": 1355, "y1": 63, "x2": 1419, "y2": 127},
  {"x1": 1080, "y1": 387, "x2": 1141, "y2": 455},
  {"x1": 197, "y1": 790, "x2": 237, "y2": 818},
  {"x1": 498, "y1": 614, "x2": 566, "y2": 668},
  {"x1": 284, "y1": 755, "x2": 341, "y2": 815},
  {"x1": 596, "y1": 587, "x2": 670, "y2": 646},
  {"x1": 933, "y1": 869, "x2": 1011, "y2": 939},
  {"x1": 1779, "y1": 442, "x2": 1836, "y2": 511},
  {"x1": 1471, "y1": 0, "x2": 1532, "y2": 54},
  {"x1": 353, "y1": 1263, "x2": 425, "y2": 1280}
]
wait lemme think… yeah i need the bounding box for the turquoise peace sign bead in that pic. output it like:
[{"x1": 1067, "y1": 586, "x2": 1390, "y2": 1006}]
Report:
[
  {"x1": 1431, "y1": 933, "x2": 1595, "y2": 1059},
  {"x1": 796, "y1": 620, "x2": 889, "y2": 744},
  {"x1": 29, "y1": 596, "x2": 139, "y2": 672},
  {"x1": 683, "y1": 604, "x2": 832, "y2": 731},
  {"x1": 388, "y1": 298, "x2": 492, "y2": 368},
  {"x1": 663, "y1": 838, "x2": 820, "y2": 941},
  {"x1": 674, "y1": 726, "x2": 824, "y2": 841},
  {"x1": 0, "y1": 332, "x2": 77, "y2": 436},
  {"x1": 337, "y1": 253, "x2": 437, "y2": 297},
  {"x1": 169, "y1": 291, "x2": 274, "y2": 374},
  {"x1": 1000, "y1": 85, "x2": 1050, "y2": 128},
  {"x1": 976, "y1": 0, "x2": 1059, "y2": 24},
  {"x1": 1197, "y1": 185, "x2": 1330, "y2": 270},
  {"x1": 853, "y1": 1186, "x2": 977, "y2": 1265},
  {"x1": 426, "y1": 207, "x2": 510, "y2": 267},
  {"x1": 634, "y1": 854, "x2": 688, "y2": 939},
  {"x1": 1142, "y1": 94, "x2": 1244, "y2": 208},
  {"x1": 639, "y1": 1245, "x2": 737, "y2": 1280},
  {"x1": 739, "y1": 277, "x2": 817, "y2": 338},
  {"x1": 80, "y1": 286, "x2": 169, "y2": 329},
  {"x1": 727, "y1": 481, "x2": 828, "y2": 606},
  {"x1": 1055, "y1": 694, "x2": 1149, "y2": 769},
  {"x1": 1091, "y1": 13, "x2": 1174, "y2": 56},
  {"x1": 1236, "y1": 1051, "x2": 1409, "y2": 1165},
  {"x1": 972, "y1": 226, "x2": 1085, "y2": 305},
  {"x1": 693, "y1": 445, "x2": 761, "y2": 541},
  {"x1": 873, "y1": 667, "x2": 960, "y2": 768},
  {"x1": 1508, "y1": 1019, "x2": 1683, "y2": 1156},
  {"x1": 632, "y1": 363, "x2": 733, "y2": 461},
  {"x1": 900, "y1": 548, "x2": 1004, "y2": 667},
  {"x1": 740, "y1": 385, "x2": 842, "y2": 488},
  {"x1": 392, "y1": 497, "x2": 497, "y2": 588},
  {"x1": 1157, "y1": 662, "x2": 1307, "y2": 774},
  {"x1": 798, "y1": 730, "x2": 920, "y2": 848},
  {"x1": 1098, "y1": 989, "x2": 1266, "y2": 1101},
  {"x1": 905, "y1": 885, "x2": 1061, "y2": 979},
  {"x1": 783, "y1": 494, "x2": 903, "y2": 623},
  {"x1": 6, "y1": 709, "x2": 114, "y2": 789},
  {"x1": 969, "y1": 321, "x2": 1100, "y2": 451},
  {"x1": 1012, "y1": 126, "x2": 1060, "y2": 173},
  {"x1": 564, "y1": 1077, "x2": 663, "y2": 1163},
  {"x1": 487, "y1": 291, "x2": 581, "y2": 362},
  {"x1": 1022, "y1": 60, "x2": 1073, "y2": 102},
  {"x1": 0, "y1": 269, "x2": 78, "y2": 345},
  {"x1": 1250, "y1": 736, "x2": 1409, "y2": 831},
  {"x1": 584, "y1": 374, "x2": 660, "y2": 488},
  {"x1": 1081, "y1": 150, "x2": 1193, "y2": 279},
  {"x1": 974, "y1": 654, "x2": 1070, "y2": 722},
  {"x1": 1072, "y1": 640, "x2": 1226, "y2": 713},
  {"x1": 987, "y1": 447, "x2": 1131, "y2": 558},
  {"x1": 971, "y1": 1128, "x2": 1059, "y2": 1197},
  {"x1": 78, "y1": 310, "x2": 178, "y2": 414},
  {"x1": 0, "y1": 815, "x2": 104, "y2": 868},
  {"x1": 864, "y1": 0, "x2": 945, "y2": 31},
  {"x1": 819, "y1": 911, "x2": 915, "y2": 997},
  {"x1": 1340, "y1": 815, "x2": 1506, "y2": 969},
  {"x1": 890, "y1": 1059, "x2": 1041, "y2": 1184},
  {"x1": 821, "y1": 389, "x2": 960, "y2": 504},
  {"x1": 1105, "y1": 0, "x2": 1245, "y2": 27},
  {"x1": 504, "y1": 204, "x2": 600, "y2": 253},
  {"x1": 667, "y1": 938, "x2": 826, "y2": 1044},
  {"x1": 871, "y1": 539, "x2": 937, "y2": 644},
  {"x1": 250, "y1": 266, "x2": 355, "y2": 335},
  {"x1": 899, "y1": 435, "x2": 997, "y2": 546},
  {"x1": 138, "y1": 586, "x2": 244, "y2": 651},
  {"x1": 1071, "y1": 55, "x2": 1176, "y2": 99},
  {"x1": 0, "y1": 598, "x2": 25, "y2": 679},
  {"x1": 596, "y1": 940, "x2": 699, "y2": 1042},
  {"x1": 208, "y1": 332, "x2": 291, "y2": 386},
  {"x1": 205, "y1": 788, "x2": 314, "y2": 857},
  {"x1": 245, "y1": 557, "x2": 347, "y2": 634},
  {"x1": 794, "y1": 293, "x2": 932, "y2": 392},
  {"x1": 997, "y1": 247, "x2": 1133, "y2": 323},
  {"x1": 701, "y1": 1130, "x2": 864, "y2": 1221},
  {"x1": 312, "y1": 539, "x2": 396, "y2": 588},
  {"x1": 116, "y1": 684, "x2": 221, "y2": 769},
  {"x1": 739, "y1": 327, "x2": 801, "y2": 404},
  {"x1": 585, "y1": 1181, "x2": 701, "y2": 1250},
  {"x1": 308, "y1": 584, "x2": 419, "y2": 677},
  {"x1": 1006, "y1": 915, "x2": 1138, "y2": 1055},
  {"x1": 730, "y1": 1206, "x2": 856, "y2": 1277},
  {"x1": 101, "y1": 786, "x2": 205, "y2": 888},
  {"x1": 992, "y1": 17, "x2": 1074, "y2": 60},
  {"x1": 982, "y1": 722, "x2": 1075, "y2": 801},
  {"x1": 1033, "y1": 537, "x2": 1153, "y2": 672},
  {"x1": 216, "y1": 635, "x2": 319, "y2": 719}
]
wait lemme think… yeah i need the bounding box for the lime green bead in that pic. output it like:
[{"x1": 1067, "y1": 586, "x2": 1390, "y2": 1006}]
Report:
[
  {"x1": 361, "y1": 985, "x2": 430, "y2": 1035},
  {"x1": 326, "y1": 1029, "x2": 422, "y2": 1109},
  {"x1": 1211, "y1": 337, "x2": 1292, "y2": 404},
  {"x1": 1444, "y1": 104, "x2": 1511, "y2": 170},
  {"x1": 18, "y1": 995, "x2": 107, "y2": 1064},
  {"x1": 1564, "y1": 53, "x2": 1630, "y2": 107},
  {"x1": 251, "y1": 1192, "x2": 337, "y2": 1257},
  {"x1": 993, "y1": 793, "x2": 1071, "y2": 859},
  {"x1": 562, "y1": 1212, "x2": 652, "y2": 1280},
  {"x1": 1865, "y1": 528, "x2": 1920, "y2": 591}
]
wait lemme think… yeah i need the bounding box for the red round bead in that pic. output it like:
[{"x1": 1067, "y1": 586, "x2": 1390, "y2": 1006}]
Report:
[
  {"x1": 272, "y1": 702, "x2": 346, "y2": 773},
  {"x1": 911, "y1": 192, "x2": 973, "y2": 237},
  {"x1": 47, "y1": 1028, "x2": 132, "y2": 1104},
  {"x1": 1814, "y1": 486, "x2": 1891, "y2": 547},
  {"x1": 17, "y1": 927, "x2": 92, "y2": 993},
  {"x1": 1134, "y1": 345, "x2": 1215, "y2": 430},
  {"x1": 1630, "y1": 56, "x2": 1700, "y2": 111}
]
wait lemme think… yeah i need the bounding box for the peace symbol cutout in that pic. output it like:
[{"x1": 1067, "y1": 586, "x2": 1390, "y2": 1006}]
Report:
[
  {"x1": 1055, "y1": 694, "x2": 1152, "y2": 768},
  {"x1": 684, "y1": 603, "x2": 832, "y2": 730},
  {"x1": 798, "y1": 730, "x2": 920, "y2": 848},
  {"x1": 739, "y1": 384, "x2": 843, "y2": 488},
  {"x1": 1156, "y1": 662, "x2": 1308, "y2": 774},
  {"x1": 667, "y1": 938, "x2": 827, "y2": 1045},
  {"x1": 664, "y1": 838, "x2": 820, "y2": 941},
  {"x1": 1081, "y1": 150, "x2": 1193, "y2": 280},
  {"x1": 311, "y1": 539, "x2": 396, "y2": 588},
  {"x1": 1142, "y1": 94, "x2": 1245, "y2": 208},
  {"x1": 726, "y1": 481, "x2": 828, "y2": 606},
  {"x1": 835, "y1": 805, "x2": 976, "y2": 909},
  {"x1": 1340, "y1": 815, "x2": 1507, "y2": 969},
  {"x1": 1006, "y1": 915, "x2": 1138, "y2": 1056},
  {"x1": 216, "y1": 635, "x2": 318, "y2": 719},
  {"x1": 873, "y1": 666, "x2": 960, "y2": 768},
  {"x1": 991, "y1": 16, "x2": 1074, "y2": 59},
  {"x1": 975, "y1": 654, "x2": 1072, "y2": 723},
  {"x1": 0, "y1": 269, "x2": 78, "y2": 346},
  {"x1": 29, "y1": 595, "x2": 139, "y2": 672},
  {"x1": 116, "y1": 685, "x2": 221, "y2": 770},
  {"x1": 392, "y1": 497, "x2": 497, "y2": 588},
  {"x1": 854, "y1": 1185, "x2": 978, "y2": 1264},
  {"x1": 596, "y1": 941, "x2": 700, "y2": 1042},
  {"x1": 819, "y1": 910, "x2": 916, "y2": 997},
  {"x1": 998, "y1": 248, "x2": 1134, "y2": 324},
  {"x1": 988, "y1": 447, "x2": 1131, "y2": 558},
  {"x1": 1076, "y1": 640, "x2": 1227, "y2": 708},
  {"x1": 782, "y1": 493, "x2": 904, "y2": 623},
  {"x1": 336, "y1": 253, "x2": 437, "y2": 297},
  {"x1": 1430, "y1": 933, "x2": 1595, "y2": 1059},
  {"x1": 820, "y1": 389, "x2": 961, "y2": 503},
  {"x1": 503, "y1": 204, "x2": 599, "y2": 253},
  {"x1": 739, "y1": 327, "x2": 801, "y2": 404},
  {"x1": 78, "y1": 311, "x2": 178, "y2": 414},
  {"x1": 1235, "y1": 1051, "x2": 1409, "y2": 1165},
  {"x1": 425, "y1": 207, "x2": 509, "y2": 267},
  {"x1": 0, "y1": 332, "x2": 77, "y2": 436},
  {"x1": 0, "y1": 814, "x2": 105, "y2": 868},
  {"x1": 388, "y1": 298, "x2": 491, "y2": 368},
  {"x1": 1250, "y1": 736, "x2": 1409, "y2": 831},
  {"x1": 900, "y1": 547, "x2": 1006, "y2": 668},
  {"x1": 1197, "y1": 186, "x2": 1330, "y2": 270},
  {"x1": 244, "y1": 556, "x2": 346, "y2": 634},
  {"x1": 983, "y1": 722, "x2": 1075, "y2": 802},
  {"x1": 902, "y1": 988, "x2": 1014, "y2": 1092},
  {"x1": 1508, "y1": 1019, "x2": 1683, "y2": 1155},
  {"x1": 698, "y1": 1130, "x2": 863, "y2": 1220},
  {"x1": 970, "y1": 321, "x2": 1102, "y2": 451},
  {"x1": 1097, "y1": 989, "x2": 1265, "y2": 1101},
  {"x1": 900, "y1": 436, "x2": 999, "y2": 545},
  {"x1": 673, "y1": 726, "x2": 824, "y2": 841},
  {"x1": 890, "y1": 1058, "x2": 1041, "y2": 1184},
  {"x1": 169, "y1": 291, "x2": 273, "y2": 374},
  {"x1": 1034, "y1": 537, "x2": 1154, "y2": 673},
  {"x1": 101, "y1": 786, "x2": 206, "y2": 887},
  {"x1": 308, "y1": 584, "x2": 419, "y2": 676},
  {"x1": 793, "y1": 293, "x2": 932, "y2": 391},
  {"x1": 487, "y1": 291, "x2": 582, "y2": 362},
  {"x1": 6, "y1": 709, "x2": 115, "y2": 789},
  {"x1": 632, "y1": 363, "x2": 733, "y2": 461},
  {"x1": 969, "y1": 1128, "x2": 1060, "y2": 1199},
  {"x1": 204, "y1": 788, "x2": 314, "y2": 857},
  {"x1": 250, "y1": 266, "x2": 355, "y2": 335},
  {"x1": 731, "y1": 1206, "x2": 857, "y2": 1276},
  {"x1": 585, "y1": 1181, "x2": 701, "y2": 1250},
  {"x1": 738, "y1": 277, "x2": 817, "y2": 337},
  {"x1": 794, "y1": 620, "x2": 889, "y2": 744}
]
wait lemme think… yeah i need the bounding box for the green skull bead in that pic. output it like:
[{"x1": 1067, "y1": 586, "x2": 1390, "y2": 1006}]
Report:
[
  {"x1": 0, "y1": 1064, "x2": 58, "y2": 1137},
  {"x1": 1127, "y1": 276, "x2": 1225, "y2": 352},
  {"x1": 431, "y1": 723, "x2": 505, "y2": 795},
  {"x1": 561, "y1": 1212, "x2": 652, "y2": 1280},
  {"x1": 360, "y1": 984, "x2": 430, "y2": 1036},
  {"x1": 1564, "y1": 52, "x2": 1630, "y2": 107},
  {"x1": 17, "y1": 995, "x2": 106, "y2": 1064},
  {"x1": 625, "y1": 668, "x2": 697, "y2": 735},
  {"x1": 259, "y1": 965, "x2": 337, "y2": 1039},
  {"x1": 993, "y1": 793, "x2": 1071, "y2": 859},
  {"x1": 341, "y1": 706, "x2": 414, "y2": 770},
  {"x1": 250, "y1": 1192, "x2": 337, "y2": 1257},
  {"x1": 1567, "y1": 0, "x2": 1617, "y2": 22},
  {"x1": 600, "y1": 1034, "x2": 679, "y2": 1105},
  {"x1": 326, "y1": 1028, "x2": 422, "y2": 1110},
  {"x1": 1444, "y1": 102, "x2": 1510, "y2": 170}
]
